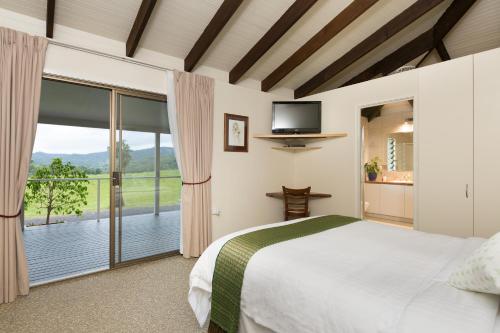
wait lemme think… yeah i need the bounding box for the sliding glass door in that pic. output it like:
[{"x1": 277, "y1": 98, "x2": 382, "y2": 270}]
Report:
[
  {"x1": 111, "y1": 92, "x2": 180, "y2": 266},
  {"x1": 24, "y1": 78, "x2": 112, "y2": 284},
  {"x1": 24, "y1": 76, "x2": 180, "y2": 284}
]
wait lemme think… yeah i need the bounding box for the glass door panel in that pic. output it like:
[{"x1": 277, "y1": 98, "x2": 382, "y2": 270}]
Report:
[
  {"x1": 24, "y1": 78, "x2": 111, "y2": 284},
  {"x1": 113, "y1": 93, "x2": 180, "y2": 265}
]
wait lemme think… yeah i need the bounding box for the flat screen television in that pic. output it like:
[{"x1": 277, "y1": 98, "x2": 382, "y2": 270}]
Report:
[{"x1": 272, "y1": 101, "x2": 321, "y2": 134}]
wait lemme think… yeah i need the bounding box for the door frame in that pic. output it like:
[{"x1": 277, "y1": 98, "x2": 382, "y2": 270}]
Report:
[
  {"x1": 110, "y1": 90, "x2": 178, "y2": 269},
  {"x1": 355, "y1": 95, "x2": 419, "y2": 229},
  {"x1": 42, "y1": 74, "x2": 178, "y2": 271}
]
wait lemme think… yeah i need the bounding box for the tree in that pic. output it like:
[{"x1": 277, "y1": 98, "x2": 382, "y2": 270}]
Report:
[
  {"x1": 29, "y1": 160, "x2": 37, "y2": 175},
  {"x1": 108, "y1": 141, "x2": 132, "y2": 172},
  {"x1": 25, "y1": 158, "x2": 89, "y2": 225}
]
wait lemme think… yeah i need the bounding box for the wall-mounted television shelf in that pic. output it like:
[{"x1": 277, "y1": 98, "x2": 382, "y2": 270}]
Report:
[
  {"x1": 254, "y1": 132, "x2": 347, "y2": 153},
  {"x1": 272, "y1": 146, "x2": 322, "y2": 153},
  {"x1": 253, "y1": 133, "x2": 347, "y2": 139}
]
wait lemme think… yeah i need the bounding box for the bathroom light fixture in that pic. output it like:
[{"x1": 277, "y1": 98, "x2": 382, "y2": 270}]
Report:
[
  {"x1": 399, "y1": 118, "x2": 414, "y2": 133},
  {"x1": 404, "y1": 117, "x2": 413, "y2": 125}
]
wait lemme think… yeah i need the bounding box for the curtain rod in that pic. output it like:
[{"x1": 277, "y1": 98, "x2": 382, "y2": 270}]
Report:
[{"x1": 48, "y1": 39, "x2": 175, "y2": 72}]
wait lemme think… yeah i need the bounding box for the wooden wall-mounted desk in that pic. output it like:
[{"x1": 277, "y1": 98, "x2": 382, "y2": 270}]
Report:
[{"x1": 266, "y1": 192, "x2": 332, "y2": 199}]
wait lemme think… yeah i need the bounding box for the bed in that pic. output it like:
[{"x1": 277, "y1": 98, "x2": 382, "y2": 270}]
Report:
[{"x1": 189, "y1": 216, "x2": 500, "y2": 333}]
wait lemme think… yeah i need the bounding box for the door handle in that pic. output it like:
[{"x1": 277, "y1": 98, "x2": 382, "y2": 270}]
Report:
[
  {"x1": 465, "y1": 184, "x2": 469, "y2": 198},
  {"x1": 112, "y1": 171, "x2": 121, "y2": 186}
]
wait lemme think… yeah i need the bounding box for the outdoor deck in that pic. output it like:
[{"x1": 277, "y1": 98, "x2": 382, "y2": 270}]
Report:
[{"x1": 23, "y1": 211, "x2": 180, "y2": 285}]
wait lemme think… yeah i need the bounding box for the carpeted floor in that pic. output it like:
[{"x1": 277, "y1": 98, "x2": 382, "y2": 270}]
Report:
[{"x1": 0, "y1": 255, "x2": 206, "y2": 333}]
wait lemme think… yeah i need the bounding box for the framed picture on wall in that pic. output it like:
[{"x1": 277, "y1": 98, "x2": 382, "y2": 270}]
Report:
[{"x1": 224, "y1": 113, "x2": 248, "y2": 152}]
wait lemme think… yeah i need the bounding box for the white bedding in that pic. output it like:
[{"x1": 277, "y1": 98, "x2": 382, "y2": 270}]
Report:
[{"x1": 189, "y1": 218, "x2": 500, "y2": 333}]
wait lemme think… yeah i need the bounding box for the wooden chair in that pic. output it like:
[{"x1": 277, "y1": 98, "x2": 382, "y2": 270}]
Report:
[{"x1": 282, "y1": 186, "x2": 311, "y2": 221}]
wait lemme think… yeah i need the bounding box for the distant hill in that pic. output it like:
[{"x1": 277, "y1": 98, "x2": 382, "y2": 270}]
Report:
[{"x1": 31, "y1": 147, "x2": 176, "y2": 174}]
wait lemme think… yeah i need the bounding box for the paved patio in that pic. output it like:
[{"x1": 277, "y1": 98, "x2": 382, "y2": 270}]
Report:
[{"x1": 23, "y1": 211, "x2": 180, "y2": 284}]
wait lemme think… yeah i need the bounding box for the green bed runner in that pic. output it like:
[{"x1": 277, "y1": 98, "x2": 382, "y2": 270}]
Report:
[{"x1": 209, "y1": 215, "x2": 360, "y2": 333}]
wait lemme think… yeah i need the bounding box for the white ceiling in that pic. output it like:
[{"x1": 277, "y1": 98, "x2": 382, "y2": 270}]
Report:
[
  {"x1": 318, "y1": 0, "x2": 451, "y2": 93},
  {"x1": 1, "y1": 0, "x2": 499, "y2": 95},
  {"x1": 141, "y1": 0, "x2": 224, "y2": 60}
]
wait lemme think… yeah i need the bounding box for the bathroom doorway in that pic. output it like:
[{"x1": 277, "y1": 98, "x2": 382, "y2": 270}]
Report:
[{"x1": 360, "y1": 99, "x2": 414, "y2": 227}]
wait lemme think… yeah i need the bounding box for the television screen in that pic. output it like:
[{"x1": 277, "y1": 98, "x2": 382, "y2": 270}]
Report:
[{"x1": 272, "y1": 101, "x2": 321, "y2": 134}]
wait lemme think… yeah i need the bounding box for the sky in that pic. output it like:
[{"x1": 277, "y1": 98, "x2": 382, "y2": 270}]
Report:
[{"x1": 33, "y1": 124, "x2": 173, "y2": 154}]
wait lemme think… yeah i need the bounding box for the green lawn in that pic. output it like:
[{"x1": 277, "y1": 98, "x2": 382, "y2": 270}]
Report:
[{"x1": 24, "y1": 169, "x2": 181, "y2": 218}]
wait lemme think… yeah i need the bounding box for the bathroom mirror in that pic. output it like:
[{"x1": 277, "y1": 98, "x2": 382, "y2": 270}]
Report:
[{"x1": 387, "y1": 132, "x2": 413, "y2": 171}]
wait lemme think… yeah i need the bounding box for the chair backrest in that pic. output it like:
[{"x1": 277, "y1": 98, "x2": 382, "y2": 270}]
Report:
[{"x1": 282, "y1": 186, "x2": 311, "y2": 221}]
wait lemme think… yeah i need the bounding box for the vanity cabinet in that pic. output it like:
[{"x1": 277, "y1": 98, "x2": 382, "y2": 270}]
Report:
[
  {"x1": 364, "y1": 183, "x2": 412, "y2": 219},
  {"x1": 364, "y1": 183, "x2": 381, "y2": 214},
  {"x1": 404, "y1": 186, "x2": 413, "y2": 219},
  {"x1": 380, "y1": 185, "x2": 405, "y2": 217}
]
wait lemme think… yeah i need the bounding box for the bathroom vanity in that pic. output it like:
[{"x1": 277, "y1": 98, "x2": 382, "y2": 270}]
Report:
[{"x1": 364, "y1": 181, "x2": 413, "y2": 220}]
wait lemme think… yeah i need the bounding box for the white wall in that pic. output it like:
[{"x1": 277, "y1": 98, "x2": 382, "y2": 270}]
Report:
[
  {"x1": 212, "y1": 83, "x2": 294, "y2": 239},
  {"x1": 295, "y1": 71, "x2": 418, "y2": 220},
  {"x1": 0, "y1": 8, "x2": 294, "y2": 241}
]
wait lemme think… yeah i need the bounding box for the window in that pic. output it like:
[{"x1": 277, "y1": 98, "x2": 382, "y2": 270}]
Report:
[{"x1": 387, "y1": 137, "x2": 396, "y2": 171}]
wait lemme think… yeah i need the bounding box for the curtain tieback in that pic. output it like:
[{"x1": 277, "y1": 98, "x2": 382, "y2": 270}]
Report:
[
  {"x1": 0, "y1": 209, "x2": 22, "y2": 218},
  {"x1": 182, "y1": 175, "x2": 212, "y2": 186}
]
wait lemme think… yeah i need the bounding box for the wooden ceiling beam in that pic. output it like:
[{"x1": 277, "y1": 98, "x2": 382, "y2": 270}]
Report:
[
  {"x1": 432, "y1": 0, "x2": 477, "y2": 63},
  {"x1": 184, "y1": 0, "x2": 244, "y2": 72},
  {"x1": 415, "y1": 50, "x2": 432, "y2": 68},
  {"x1": 294, "y1": 0, "x2": 446, "y2": 99},
  {"x1": 341, "y1": 29, "x2": 435, "y2": 88},
  {"x1": 229, "y1": 0, "x2": 318, "y2": 84},
  {"x1": 436, "y1": 40, "x2": 451, "y2": 61},
  {"x1": 339, "y1": 0, "x2": 476, "y2": 89},
  {"x1": 433, "y1": 0, "x2": 476, "y2": 41},
  {"x1": 261, "y1": 0, "x2": 378, "y2": 92},
  {"x1": 46, "y1": 0, "x2": 55, "y2": 38},
  {"x1": 126, "y1": 0, "x2": 158, "y2": 58}
]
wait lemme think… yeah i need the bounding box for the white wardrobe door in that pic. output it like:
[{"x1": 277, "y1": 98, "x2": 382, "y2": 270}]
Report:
[
  {"x1": 474, "y1": 48, "x2": 500, "y2": 238},
  {"x1": 417, "y1": 56, "x2": 474, "y2": 237}
]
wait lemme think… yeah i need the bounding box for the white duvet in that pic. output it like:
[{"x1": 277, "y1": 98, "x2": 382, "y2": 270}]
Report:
[{"x1": 189, "y1": 218, "x2": 500, "y2": 333}]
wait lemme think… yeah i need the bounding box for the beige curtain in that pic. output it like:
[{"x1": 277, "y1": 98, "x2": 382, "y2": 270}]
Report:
[
  {"x1": 0, "y1": 27, "x2": 48, "y2": 303},
  {"x1": 173, "y1": 70, "x2": 214, "y2": 258}
]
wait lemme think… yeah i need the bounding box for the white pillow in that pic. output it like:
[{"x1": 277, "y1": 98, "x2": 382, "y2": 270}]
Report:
[{"x1": 448, "y1": 232, "x2": 500, "y2": 295}]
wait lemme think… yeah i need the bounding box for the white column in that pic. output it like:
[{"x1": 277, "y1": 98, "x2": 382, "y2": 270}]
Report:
[
  {"x1": 97, "y1": 179, "x2": 101, "y2": 222},
  {"x1": 154, "y1": 132, "x2": 160, "y2": 216}
]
